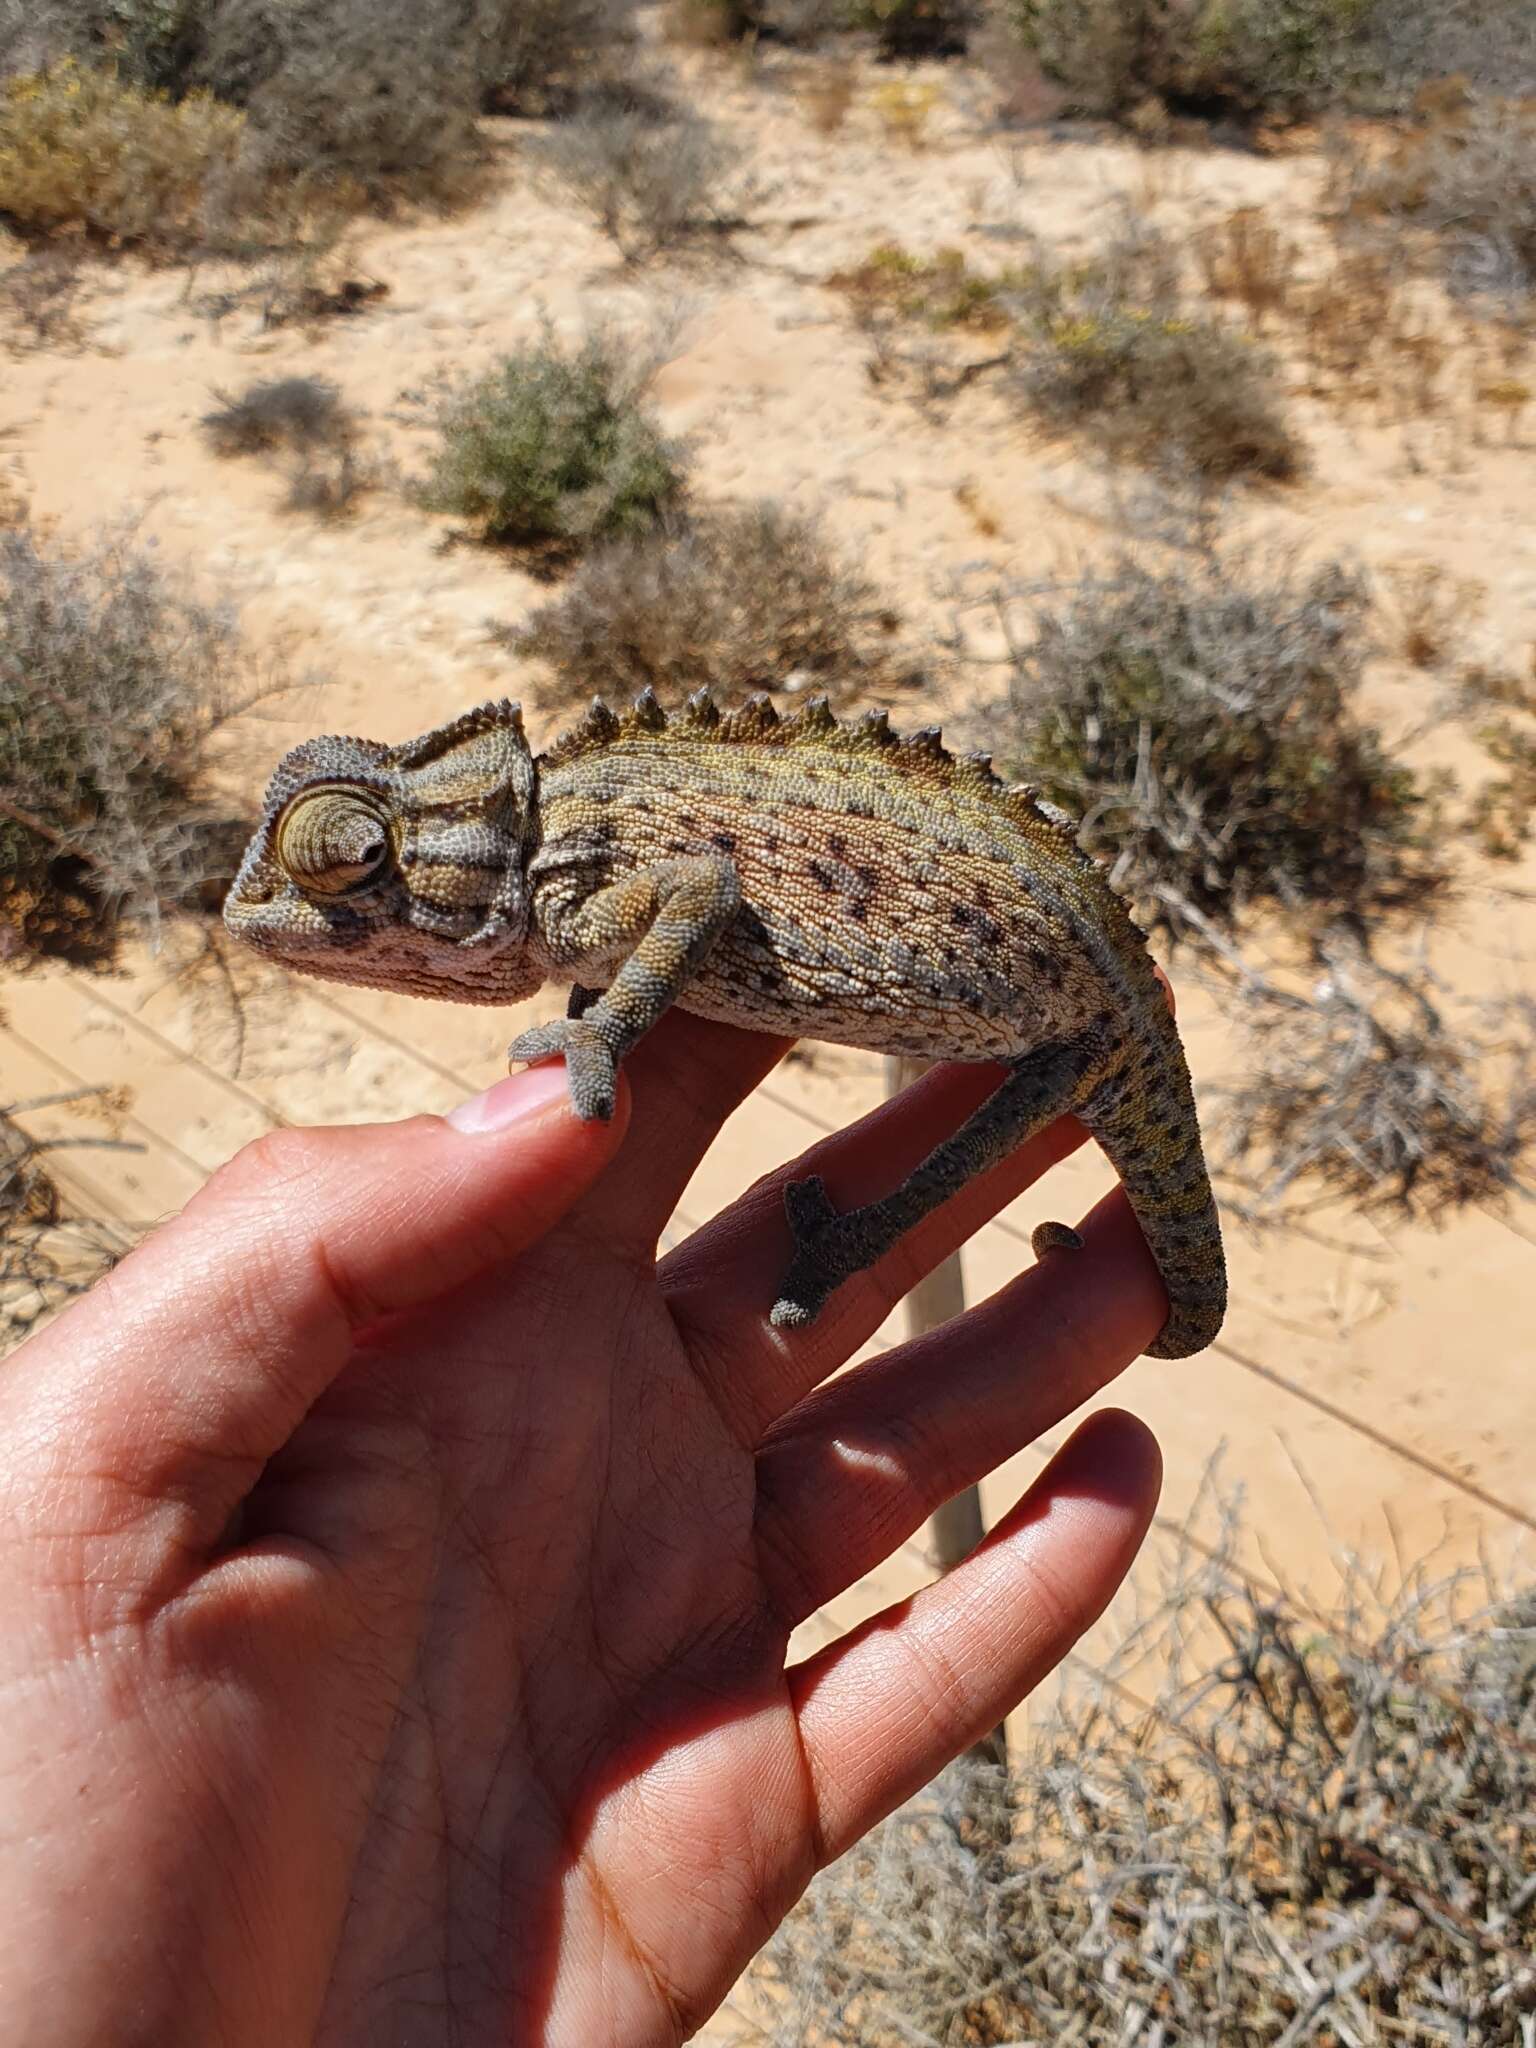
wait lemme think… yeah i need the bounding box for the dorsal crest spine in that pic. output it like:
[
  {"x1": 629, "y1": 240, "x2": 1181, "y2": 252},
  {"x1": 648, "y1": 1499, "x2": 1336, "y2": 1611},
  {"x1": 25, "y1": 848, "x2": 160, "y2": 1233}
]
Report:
[{"x1": 535, "y1": 687, "x2": 1092, "y2": 850}]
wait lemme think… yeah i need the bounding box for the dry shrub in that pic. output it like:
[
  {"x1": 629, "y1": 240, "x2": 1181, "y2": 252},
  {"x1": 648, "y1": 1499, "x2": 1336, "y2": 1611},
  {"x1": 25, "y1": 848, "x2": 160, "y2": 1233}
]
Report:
[
  {"x1": 0, "y1": 520, "x2": 263, "y2": 964},
  {"x1": 1332, "y1": 91, "x2": 1536, "y2": 308},
  {"x1": 229, "y1": 2, "x2": 490, "y2": 215},
  {"x1": 1379, "y1": 559, "x2": 1484, "y2": 669},
  {"x1": 1192, "y1": 204, "x2": 1301, "y2": 329},
  {"x1": 1455, "y1": 658, "x2": 1536, "y2": 861},
  {"x1": 749, "y1": 1493, "x2": 1536, "y2": 2046},
  {"x1": 869, "y1": 77, "x2": 941, "y2": 149},
  {"x1": 200, "y1": 373, "x2": 350, "y2": 458},
  {"x1": 0, "y1": 58, "x2": 244, "y2": 250},
  {"x1": 848, "y1": 0, "x2": 979, "y2": 58},
  {"x1": 532, "y1": 96, "x2": 750, "y2": 259},
  {"x1": 799, "y1": 56, "x2": 856, "y2": 134},
  {"x1": 970, "y1": 541, "x2": 1446, "y2": 943},
  {"x1": 1, "y1": 1094, "x2": 134, "y2": 1347},
  {"x1": 0, "y1": 243, "x2": 83, "y2": 347},
  {"x1": 501, "y1": 502, "x2": 922, "y2": 713},
  {"x1": 471, "y1": 0, "x2": 639, "y2": 114},
  {"x1": 1215, "y1": 941, "x2": 1536, "y2": 1219},
  {"x1": 1006, "y1": 228, "x2": 1302, "y2": 480},
  {"x1": 201, "y1": 374, "x2": 370, "y2": 519},
  {"x1": 663, "y1": 0, "x2": 852, "y2": 45},
  {"x1": 420, "y1": 326, "x2": 686, "y2": 552}
]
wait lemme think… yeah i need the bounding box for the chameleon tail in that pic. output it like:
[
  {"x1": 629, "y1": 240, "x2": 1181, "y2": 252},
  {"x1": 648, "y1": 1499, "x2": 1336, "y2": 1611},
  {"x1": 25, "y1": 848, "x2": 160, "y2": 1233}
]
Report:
[{"x1": 1070, "y1": 1024, "x2": 1227, "y2": 1360}]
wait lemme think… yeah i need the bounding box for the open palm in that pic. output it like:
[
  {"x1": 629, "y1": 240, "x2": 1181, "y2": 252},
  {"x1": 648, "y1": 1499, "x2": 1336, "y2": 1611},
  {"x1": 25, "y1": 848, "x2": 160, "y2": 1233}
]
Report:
[{"x1": 2, "y1": 1010, "x2": 1165, "y2": 2047}]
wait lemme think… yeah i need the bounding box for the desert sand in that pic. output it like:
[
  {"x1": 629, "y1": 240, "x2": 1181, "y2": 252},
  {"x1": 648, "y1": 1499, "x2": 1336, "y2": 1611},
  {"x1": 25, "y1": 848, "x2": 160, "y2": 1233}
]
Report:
[{"x1": 3, "y1": 26, "x2": 1532, "y2": 1970}]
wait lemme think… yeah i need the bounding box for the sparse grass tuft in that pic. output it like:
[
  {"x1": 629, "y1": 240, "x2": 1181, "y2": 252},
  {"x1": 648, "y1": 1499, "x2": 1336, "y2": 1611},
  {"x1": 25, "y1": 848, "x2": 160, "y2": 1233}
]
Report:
[
  {"x1": 419, "y1": 327, "x2": 686, "y2": 553},
  {"x1": 532, "y1": 95, "x2": 750, "y2": 260},
  {"x1": 969, "y1": 541, "x2": 1446, "y2": 943},
  {"x1": 0, "y1": 520, "x2": 263, "y2": 965},
  {"x1": 748, "y1": 1491, "x2": 1536, "y2": 2046},
  {"x1": 828, "y1": 240, "x2": 1014, "y2": 330},
  {"x1": 501, "y1": 502, "x2": 922, "y2": 713}
]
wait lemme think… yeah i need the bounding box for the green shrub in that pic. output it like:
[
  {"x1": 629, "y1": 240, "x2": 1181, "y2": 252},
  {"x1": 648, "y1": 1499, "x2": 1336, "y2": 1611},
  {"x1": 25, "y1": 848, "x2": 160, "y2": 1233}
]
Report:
[
  {"x1": 503, "y1": 502, "x2": 922, "y2": 712},
  {"x1": 996, "y1": 0, "x2": 1372, "y2": 119},
  {"x1": 0, "y1": 520, "x2": 260, "y2": 962},
  {"x1": 0, "y1": 58, "x2": 243, "y2": 248},
  {"x1": 972, "y1": 543, "x2": 1446, "y2": 941},
  {"x1": 420, "y1": 329, "x2": 686, "y2": 551},
  {"x1": 1007, "y1": 231, "x2": 1301, "y2": 479},
  {"x1": 1014, "y1": 300, "x2": 1300, "y2": 479}
]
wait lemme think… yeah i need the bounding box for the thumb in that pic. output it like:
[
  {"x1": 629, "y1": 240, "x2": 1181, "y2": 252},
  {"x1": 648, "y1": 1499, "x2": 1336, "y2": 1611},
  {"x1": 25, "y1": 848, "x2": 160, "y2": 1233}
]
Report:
[{"x1": 6, "y1": 1063, "x2": 624, "y2": 1512}]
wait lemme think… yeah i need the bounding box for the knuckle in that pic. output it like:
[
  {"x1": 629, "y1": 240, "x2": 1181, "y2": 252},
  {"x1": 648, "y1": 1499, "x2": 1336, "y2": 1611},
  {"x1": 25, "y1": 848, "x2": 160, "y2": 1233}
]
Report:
[{"x1": 214, "y1": 1124, "x2": 336, "y2": 1209}]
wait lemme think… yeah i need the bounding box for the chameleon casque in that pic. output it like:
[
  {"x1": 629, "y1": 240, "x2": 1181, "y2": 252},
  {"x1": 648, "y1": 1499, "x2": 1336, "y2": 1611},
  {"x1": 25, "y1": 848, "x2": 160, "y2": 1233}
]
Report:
[{"x1": 224, "y1": 690, "x2": 1227, "y2": 1353}]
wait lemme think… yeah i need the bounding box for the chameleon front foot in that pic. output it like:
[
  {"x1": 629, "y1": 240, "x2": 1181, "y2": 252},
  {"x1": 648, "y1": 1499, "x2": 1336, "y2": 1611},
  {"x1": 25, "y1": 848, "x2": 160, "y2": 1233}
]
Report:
[
  {"x1": 770, "y1": 1174, "x2": 858, "y2": 1330},
  {"x1": 508, "y1": 1018, "x2": 619, "y2": 1122}
]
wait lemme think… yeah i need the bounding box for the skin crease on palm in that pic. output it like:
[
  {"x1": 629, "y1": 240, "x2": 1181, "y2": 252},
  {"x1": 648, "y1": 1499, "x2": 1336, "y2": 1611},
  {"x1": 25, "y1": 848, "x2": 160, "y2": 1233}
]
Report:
[{"x1": 0, "y1": 1006, "x2": 1171, "y2": 2047}]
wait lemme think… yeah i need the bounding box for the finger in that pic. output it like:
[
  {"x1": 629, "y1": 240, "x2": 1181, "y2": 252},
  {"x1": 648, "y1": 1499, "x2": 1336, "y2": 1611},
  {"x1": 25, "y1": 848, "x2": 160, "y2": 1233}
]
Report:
[
  {"x1": 570, "y1": 1006, "x2": 793, "y2": 1251},
  {"x1": 4, "y1": 1064, "x2": 627, "y2": 1525},
  {"x1": 754, "y1": 1188, "x2": 1162, "y2": 1626},
  {"x1": 664, "y1": 1058, "x2": 1095, "y2": 1442},
  {"x1": 790, "y1": 1410, "x2": 1160, "y2": 1865}
]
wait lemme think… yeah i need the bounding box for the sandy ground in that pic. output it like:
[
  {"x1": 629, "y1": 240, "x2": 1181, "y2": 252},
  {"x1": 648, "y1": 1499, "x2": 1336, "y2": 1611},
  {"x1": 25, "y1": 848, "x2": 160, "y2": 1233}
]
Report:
[{"x1": 2, "y1": 21, "x2": 1533, "y2": 2030}]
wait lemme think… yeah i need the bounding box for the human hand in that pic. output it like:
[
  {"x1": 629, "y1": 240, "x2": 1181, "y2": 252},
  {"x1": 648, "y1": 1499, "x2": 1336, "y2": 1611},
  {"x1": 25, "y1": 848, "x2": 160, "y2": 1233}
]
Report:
[{"x1": 0, "y1": 1011, "x2": 1167, "y2": 2047}]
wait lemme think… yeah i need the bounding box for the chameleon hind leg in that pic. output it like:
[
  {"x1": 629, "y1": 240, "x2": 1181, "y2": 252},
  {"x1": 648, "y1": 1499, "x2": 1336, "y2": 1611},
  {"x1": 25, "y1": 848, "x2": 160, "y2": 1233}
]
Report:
[{"x1": 771, "y1": 1036, "x2": 1101, "y2": 1330}]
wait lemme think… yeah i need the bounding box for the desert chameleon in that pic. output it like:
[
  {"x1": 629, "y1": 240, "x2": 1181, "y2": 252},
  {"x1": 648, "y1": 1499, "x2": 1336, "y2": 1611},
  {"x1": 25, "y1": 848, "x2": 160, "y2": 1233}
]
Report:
[{"x1": 224, "y1": 690, "x2": 1227, "y2": 1352}]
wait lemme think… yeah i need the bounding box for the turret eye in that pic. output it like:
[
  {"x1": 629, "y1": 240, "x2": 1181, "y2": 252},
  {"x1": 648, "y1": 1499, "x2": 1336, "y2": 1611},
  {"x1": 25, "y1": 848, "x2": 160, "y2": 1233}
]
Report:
[{"x1": 276, "y1": 790, "x2": 392, "y2": 897}]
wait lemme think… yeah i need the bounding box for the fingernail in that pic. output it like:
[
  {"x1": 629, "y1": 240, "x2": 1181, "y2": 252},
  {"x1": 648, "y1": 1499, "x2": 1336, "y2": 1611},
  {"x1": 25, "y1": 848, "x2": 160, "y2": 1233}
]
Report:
[{"x1": 446, "y1": 1063, "x2": 569, "y2": 1135}]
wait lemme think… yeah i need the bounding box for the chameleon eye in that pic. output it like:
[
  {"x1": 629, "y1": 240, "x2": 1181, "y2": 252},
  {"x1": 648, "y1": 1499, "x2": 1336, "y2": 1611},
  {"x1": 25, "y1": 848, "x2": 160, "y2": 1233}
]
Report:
[{"x1": 276, "y1": 789, "x2": 392, "y2": 897}]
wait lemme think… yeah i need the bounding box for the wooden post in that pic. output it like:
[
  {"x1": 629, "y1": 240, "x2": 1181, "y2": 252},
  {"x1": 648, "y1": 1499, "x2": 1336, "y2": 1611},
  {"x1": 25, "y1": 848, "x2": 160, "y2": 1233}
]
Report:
[{"x1": 884, "y1": 1055, "x2": 1006, "y2": 1774}]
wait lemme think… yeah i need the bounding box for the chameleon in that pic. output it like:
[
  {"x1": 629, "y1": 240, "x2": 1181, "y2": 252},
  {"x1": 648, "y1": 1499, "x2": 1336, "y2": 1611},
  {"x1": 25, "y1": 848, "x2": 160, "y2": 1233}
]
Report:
[{"x1": 224, "y1": 689, "x2": 1227, "y2": 1354}]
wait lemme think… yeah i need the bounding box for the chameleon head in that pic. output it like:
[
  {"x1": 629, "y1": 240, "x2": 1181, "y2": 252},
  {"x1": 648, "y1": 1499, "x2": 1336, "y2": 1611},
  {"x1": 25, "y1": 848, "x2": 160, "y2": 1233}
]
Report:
[{"x1": 223, "y1": 700, "x2": 547, "y2": 1005}]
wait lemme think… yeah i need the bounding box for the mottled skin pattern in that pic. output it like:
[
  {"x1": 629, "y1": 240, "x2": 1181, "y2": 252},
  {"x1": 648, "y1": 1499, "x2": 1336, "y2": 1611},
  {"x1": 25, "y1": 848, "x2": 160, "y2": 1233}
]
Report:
[{"x1": 225, "y1": 691, "x2": 1227, "y2": 1354}]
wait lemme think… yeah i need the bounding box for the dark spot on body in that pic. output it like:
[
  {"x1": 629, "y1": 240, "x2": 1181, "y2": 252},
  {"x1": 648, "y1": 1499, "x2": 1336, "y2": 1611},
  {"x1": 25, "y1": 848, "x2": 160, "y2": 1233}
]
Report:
[
  {"x1": 712, "y1": 831, "x2": 737, "y2": 852},
  {"x1": 809, "y1": 859, "x2": 835, "y2": 890},
  {"x1": 829, "y1": 834, "x2": 848, "y2": 858},
  {"x1": 850, "y1": 902, "x2": 869, "y2": 922}
]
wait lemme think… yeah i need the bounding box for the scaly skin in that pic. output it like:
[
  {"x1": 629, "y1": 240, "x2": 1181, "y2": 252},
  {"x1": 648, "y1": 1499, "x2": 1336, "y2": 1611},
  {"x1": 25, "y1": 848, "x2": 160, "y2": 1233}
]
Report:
[{"x1": 225, "y1": 690, "x2": 1227, "y2": 1355}]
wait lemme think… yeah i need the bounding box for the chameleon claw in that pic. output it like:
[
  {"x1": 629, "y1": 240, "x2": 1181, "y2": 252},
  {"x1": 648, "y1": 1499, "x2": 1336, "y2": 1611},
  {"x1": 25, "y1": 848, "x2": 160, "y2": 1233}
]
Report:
[
  {"x1": 770, "y1": 1175, "x2": 845, "y2": 1328},
  {"x1": 507, "y1": 1019, "x2": 618, "y2": 1122}
]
